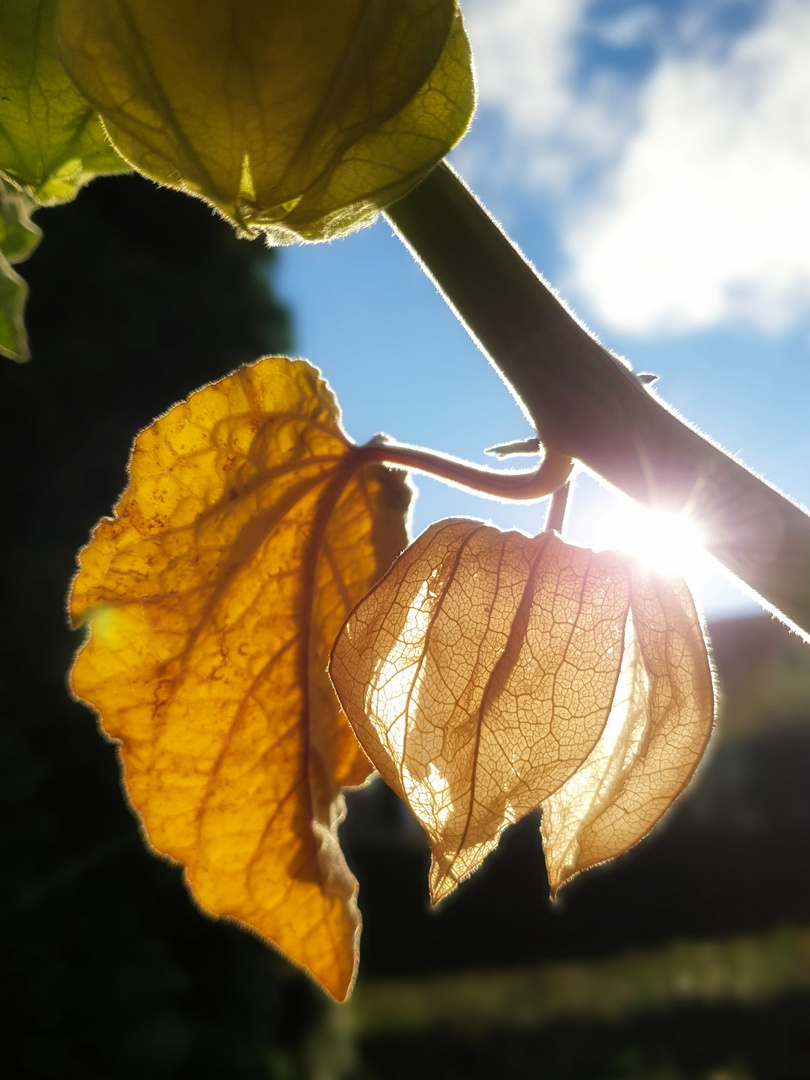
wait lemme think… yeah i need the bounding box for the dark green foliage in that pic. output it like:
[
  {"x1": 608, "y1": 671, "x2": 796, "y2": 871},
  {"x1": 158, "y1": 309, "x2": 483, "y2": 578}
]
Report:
[
  {"x1": 359, "y1": 996, "x2": 810, "y2": 1080},
  {"x1": 0, "y1": 175, "x2": 330, "y2": 1079}
]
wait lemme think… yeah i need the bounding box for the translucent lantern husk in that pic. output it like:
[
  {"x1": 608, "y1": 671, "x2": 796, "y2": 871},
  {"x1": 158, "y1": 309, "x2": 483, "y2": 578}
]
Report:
[{"x1": 55, "y1": 0, "x2": 475, "y2": 243}]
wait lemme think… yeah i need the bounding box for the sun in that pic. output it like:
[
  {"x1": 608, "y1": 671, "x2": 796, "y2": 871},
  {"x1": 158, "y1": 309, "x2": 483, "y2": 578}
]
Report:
[{"x1": 592, "y1": 502, "x2": 708, "y2": 580}]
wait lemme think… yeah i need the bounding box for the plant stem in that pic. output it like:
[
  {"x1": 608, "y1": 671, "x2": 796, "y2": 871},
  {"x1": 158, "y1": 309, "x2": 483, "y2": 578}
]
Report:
[
  {"x1": 358, "y1": 438, "x2": 572, "y2": 502},
  {"x1": 386, "y1": 163, "x2": 810, "y2": 641},
  {"x1": 545, "y1": 482, "x2": 571, "y2": 536}
]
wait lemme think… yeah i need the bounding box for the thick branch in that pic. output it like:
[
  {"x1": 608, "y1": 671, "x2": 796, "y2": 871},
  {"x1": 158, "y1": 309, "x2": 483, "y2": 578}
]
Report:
[{"x1": 386, "y1": 163, "x2": 810, "y2": 641}]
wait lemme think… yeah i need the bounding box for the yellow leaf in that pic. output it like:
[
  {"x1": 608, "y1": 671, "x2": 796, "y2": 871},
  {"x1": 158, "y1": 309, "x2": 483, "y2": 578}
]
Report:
[
  {"x1": 55, "y1": 0, "x2": 475, "y2": 243},
  {"x1": 69, "y1": 356, "x2": 410, "y2": 1001},
  {"x1": 330, "y1": 519, "x2": 713, "y2": 903}
]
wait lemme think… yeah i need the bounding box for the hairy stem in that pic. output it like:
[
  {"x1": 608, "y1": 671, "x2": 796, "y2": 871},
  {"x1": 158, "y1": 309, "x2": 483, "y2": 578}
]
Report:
[
  {"x1": 358, "y1": 438, "x2": 572, "y2": 502},
  {"x1": 386, "y1": 163, "x2": 810, "y2": 641}
]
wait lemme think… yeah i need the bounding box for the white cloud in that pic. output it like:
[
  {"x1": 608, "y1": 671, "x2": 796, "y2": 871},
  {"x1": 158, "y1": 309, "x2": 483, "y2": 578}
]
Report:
[
  {"x1": 465, "y1": 0, "x2": 810, "y2": 336},
  {"x1": 464, "y1": 0, "x2": 585, "y2": 133},
  {"x1": 566, "y1": 0, "x2": 810, "y2": 335},
  {"x1": 462, "y1": 0, "x2": 632, "y2": 188}
]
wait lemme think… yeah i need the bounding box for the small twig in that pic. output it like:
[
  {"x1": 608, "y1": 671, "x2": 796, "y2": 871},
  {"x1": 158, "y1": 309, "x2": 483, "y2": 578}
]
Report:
[
  {"x1": 485, "y1": 436, "x2": 541, "y2": 459},
  {"x1": 544, "y1": 481, "x2": 571, "y2": 536}
]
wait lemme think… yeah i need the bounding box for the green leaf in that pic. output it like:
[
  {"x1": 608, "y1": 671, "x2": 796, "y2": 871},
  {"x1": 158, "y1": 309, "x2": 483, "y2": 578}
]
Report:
[
  {"x1": 55, "y1": 0, "x2": 475, "y2": 243},
  {"x1": 0, "y1": 178, "x2": 41, "y2": 361},
  {"x1": 0, "y1": 178, "x2": 41, "y2": 264},
  {"x1": 281, "y1": 6, "x2": 476, "y2": 244},
  {"x1": 0, "y1": 254, "x2": 28, "y2": 361},
  {"x1": 0, "y1": 0, "x2": 129, "y2": 205}
]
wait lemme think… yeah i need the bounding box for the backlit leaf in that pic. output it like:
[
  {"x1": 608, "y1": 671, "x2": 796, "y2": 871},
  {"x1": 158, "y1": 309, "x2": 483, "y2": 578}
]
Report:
[
  {"x1": 55, "y1": 0, "x2": 475, "y2": 243},
  {"x1": 0, "y1": 178, "x2": 41, "y2": 264},
  {"x1": 69, "y1": 356, "x2": 411, "y2": 1001},
  {"x1": 330, "y1": 519, "x2": 713, "y2": 903},
  {"x1": 0, "y1": 253, "x2": 27, "y2": 361},
  {"x1": 0, "y1": 0, "x2": 129, "y2": 204},
  {"x1": 0, "y1": 178, "x2": 41, "y2": 361}
]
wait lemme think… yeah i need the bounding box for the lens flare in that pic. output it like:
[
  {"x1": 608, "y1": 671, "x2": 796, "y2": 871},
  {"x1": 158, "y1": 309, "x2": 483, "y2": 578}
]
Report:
[{"x1": 595, "y1": 504, "x2": 707, "y2": 579}]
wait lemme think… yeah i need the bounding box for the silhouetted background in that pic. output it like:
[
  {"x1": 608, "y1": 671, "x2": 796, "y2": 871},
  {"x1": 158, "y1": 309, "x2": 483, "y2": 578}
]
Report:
[{"x1": 3, "y1": 174, "x2": 810, "y2": 1079}]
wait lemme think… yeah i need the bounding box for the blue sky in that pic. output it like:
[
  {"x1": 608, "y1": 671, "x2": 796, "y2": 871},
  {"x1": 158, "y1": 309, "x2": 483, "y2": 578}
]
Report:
[{"x1": 275, "y1": 0, "x2": 810, "y2": 621}]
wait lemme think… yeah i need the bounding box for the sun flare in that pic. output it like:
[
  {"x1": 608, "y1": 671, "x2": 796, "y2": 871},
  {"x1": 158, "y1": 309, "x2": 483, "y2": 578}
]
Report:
[{"x1": 594, "y1": 504, "x2": 707, "y2": 580}]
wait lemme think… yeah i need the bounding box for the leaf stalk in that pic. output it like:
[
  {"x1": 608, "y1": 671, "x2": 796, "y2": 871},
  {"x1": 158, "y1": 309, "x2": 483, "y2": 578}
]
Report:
[{"x1": 358, "y1": 438, "x2": 572, "y2": 502}]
